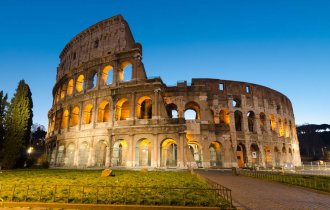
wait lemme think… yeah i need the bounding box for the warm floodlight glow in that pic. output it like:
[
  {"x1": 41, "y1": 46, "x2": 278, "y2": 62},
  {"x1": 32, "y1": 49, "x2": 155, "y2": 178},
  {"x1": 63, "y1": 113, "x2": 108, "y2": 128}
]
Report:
[{"x1": 27, "y1": 147, "x2": 33, "y2": 154}]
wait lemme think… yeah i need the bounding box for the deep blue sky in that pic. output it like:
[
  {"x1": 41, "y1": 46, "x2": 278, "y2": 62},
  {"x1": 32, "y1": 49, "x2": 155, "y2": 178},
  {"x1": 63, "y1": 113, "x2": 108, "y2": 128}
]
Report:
[{"x1": 0, "y1": 0, "x2": 329, "y2": 127}]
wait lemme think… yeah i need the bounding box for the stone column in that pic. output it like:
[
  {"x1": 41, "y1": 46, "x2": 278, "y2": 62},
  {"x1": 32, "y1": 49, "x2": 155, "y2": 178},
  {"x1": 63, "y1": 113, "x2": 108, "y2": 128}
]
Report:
[
  {"x1": 129, "y1": 92, "x2": 136, "y2": 120},
  {"x1": 152, "y1": 88, "x2": 161, "y2": 119},
  {"x1": 152, "y1": 134, "x2": 159, "y2": 167},
  {"x1": 78, "y1": 102, "x2": 83, "y2": 131},
  {"x1": 92, "y1": 98, "x2": 98, "y2": 128}
]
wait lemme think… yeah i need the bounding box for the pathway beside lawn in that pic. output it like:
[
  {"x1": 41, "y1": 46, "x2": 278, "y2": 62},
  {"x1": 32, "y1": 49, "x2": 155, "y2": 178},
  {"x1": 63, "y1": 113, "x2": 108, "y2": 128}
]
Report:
[{"x1": 198, "y1": 170, "x2": 330, "y2": 210}]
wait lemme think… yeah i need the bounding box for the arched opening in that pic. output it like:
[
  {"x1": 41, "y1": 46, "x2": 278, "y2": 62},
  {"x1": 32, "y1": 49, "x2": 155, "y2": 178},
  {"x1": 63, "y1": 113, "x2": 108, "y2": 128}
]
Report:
[
  {"x1": 234, "y1": 110, "x2": 243, "y2": 131},
  {"x1": 269, "y1": 114, "x2": 276, "y2": 132},
  {"x1": 97, "y1": 101, "x2": 110, "y2": 122},
  {"x1": 120, "y1": 62, "x2": 132, "y2": 81},
  {"x1": 166, "y1": 103, "x2": 178, "y2": 118},
  {"x1": 78, "y1": 142, "x2": 89, "y2": 166},
  {"x1": 101, "y1": 65, "x2": 113, "y2": 85},
  {"x1": 184, "y1": 101, "x2": 200, "y2": 120},
  {"x1": 135, "y1": 139, "x2": 151, "y2": 167},
  {"x1": 61, "y1": 110, "x2": 69, "y2": 129},
  {"x1": 236, "y1": 143, "x2": 247, "y2": 168},
  {"x1": 247, "y1": 111, "x2": 255, "y2": 132},
  {"x1": 160, "y1": 139, "x2": 177, "y2": 167},
  {"x1": 76, "y1": 75, "x2": 85, "y2": 92},
  {"x1": 137, "y1": 96, "x2": 152, "y2": 119},
  {"x1": 288, "y1": 148, "x2": 293, "y2": 162},
  {"x1": 260, "y1": 112, "x2": 266, "y2": 133},
  {"x1": 56, "y1": 145, "x2": 64, "y2": 166},
  {"x1": 232, "y1": 98, "x2": 241, "y2": 108},
  {"x1": 209, "y1": 141, "x2": 222, "y2": 167},
  {"x1": 54, "y1": 111, "x2": 61, "y2": 130},
  {"x1": 264, "y1": 146, "x2": 272, "y2": 167},
  {"x1": 274, "y1": 147, "x2": 281, "y2": 166},
  {"x1": 95, "y1": 141, "x2": 107, "y2": 167},
  {"x1": 278, "y1": 118, "x2": 284, "y2": 137},
  {"x1": 282, "y1": 146, "x2": 287, "y2": 163},
  {"x1": 66, "y1": 143, "x2": 75, "y2": 166},
  {"x1": 67, "y1": 79, "x2": 74, "y2": 96},
  {"x1": 284, "y1": 119, "x2": 290, "y2": 137},
  {"x1": 219, "y1": 109, "x2": 230, "y2": 126},
  {"x1": 60, "y1": 83, "x2": 67, "y2": 100},
  {"x1": 89, "y1": 72, "x2": 98, "y2": 89},
  {"x1": 115, "y1": 98, "x2": 129, "y2": 121},
  {"x1": 83, "y1": 104, "x2": 93, "y2": 124},
  {"x1": 55, "y1": 89, "x2": 60, "y2": 103},
  {"x1": 112, "y1": 140, "x2": 128, "y2": 166},
  {"x1": 188, "y1": 142, "x2": 202, "y2": 166},
  {"x1": 250, "y1": 144, "x2": 260, "y2": 166},
  {"x1": 70, "y1": 106, "x2": 80, "y2": 127}
]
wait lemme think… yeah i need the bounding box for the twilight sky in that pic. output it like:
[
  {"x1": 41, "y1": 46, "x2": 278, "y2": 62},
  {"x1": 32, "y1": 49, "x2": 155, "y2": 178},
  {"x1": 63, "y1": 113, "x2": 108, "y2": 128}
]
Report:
[{"x1": 0, "y1": 0, "x2": 329, "y2": 127}]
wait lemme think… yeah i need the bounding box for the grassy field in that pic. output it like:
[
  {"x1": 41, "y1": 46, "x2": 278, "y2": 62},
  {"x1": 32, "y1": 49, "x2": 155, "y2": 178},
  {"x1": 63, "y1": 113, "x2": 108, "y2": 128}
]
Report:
[{"x1": 0, "y1": 169, "x2": 232, "y2": 208}]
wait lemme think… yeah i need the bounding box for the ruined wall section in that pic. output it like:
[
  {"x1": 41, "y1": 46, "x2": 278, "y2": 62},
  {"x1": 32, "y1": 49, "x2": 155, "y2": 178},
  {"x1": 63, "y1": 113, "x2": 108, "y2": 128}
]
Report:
[{"x1": 56, "y1": 15, "x2": 139, "y2": 81}]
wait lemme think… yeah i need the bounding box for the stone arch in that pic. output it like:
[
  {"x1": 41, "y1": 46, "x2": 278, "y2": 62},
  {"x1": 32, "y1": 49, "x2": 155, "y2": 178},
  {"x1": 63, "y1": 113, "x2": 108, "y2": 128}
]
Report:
[
  {"x1": 264, "y1": 146, "x2": 272, "y2": 167},
  {"x1": 95, "y1": 140, "x2": 107, "y2": 167},
  {"x1": 60, "y1": 83, "x2": 67, "y2": 99},
  {"x1": 61, "y1": 109, "x2": 69, "y2": 129},
  {"x1": 112, "y1": 139, "x2": 128, "y2": 166},
  {"x1": 234, "y1": 110, "x2": 243, "y2": 131},
  {"x1": 274, "y1": 146, "x2": 281, "y2": 166},
  {"x1": 101, "y1": 65, "x2": 113, "y2": 85},
  {"x1": 278, "y1": 118, "x2": 284, "y2": 137},
  {"x1": 70, "y1": 106, "x2": 80, "y2": 127},
  {"x1": 78, "y1": 141, "x2": 89, "y2": 166},
  {"x1": 97, "y1": 100, "x2": 110, "y2": 122},
  {"x1": 115, "y1": 98, "x2": 129, "y2": 121},
  {"x1": 247, "y1": 111, "x2": 255, "y2": 132},
  {"x1": 259, "y1": 112, "x2": 266, "y2": 132},
  {"x1": 55, "y1": 88, "x2": 60, "y2": 103},
  {"x1": 66, "y1": 143, "x2": 75, "y2": 166},
  {"x1": 120, "y1": 61, "x2": 133, "y2": 81},
  {"x1": 184, "y1": 101, "x2": 200, "y2": 120},
  {"x1": 209, "y1": 141, "x2": 223, "y2": 167},
  {"x1": 135, "y1": 138, "x2": 151, "y2": 167},
  {"x1": 269, "y1": 114, "x2": 276, "y2": 131},
  {"x1": 284, "y1": 119, "x2": 290, "y2": 137},
  {"x1": 160, "y1": 139, "x2": 178, "y2": 167},
  {"x1": 136, "y1": 96, "x2": 152, "y2": 119},
  {"x1": 232, "y1": 98, "x2": 241, "y2": 108},
  {"x1": 282, "y1": 146, "x2": 287, "y2": 163},
  {"x1": 56, "y1": 145, "x2": 65, "y2": 166},
  {"x1": 188, "y1": 141, "x2": 203, "y2": 166},
  {"x1": 67, "y1": 79, "x2": 74, "y2": 96},
  {"x1": 250, "y1": 143, "x2": 260, "y2": 166},
  {"x1": 219, "y1": 109, "x2": 230, "y2": 126},
  {"x1": 166, "y1": 103, "x2": 178, "y2": 118},
  {"x1": 83, "y1": 104, "x2": 93, "y2": 124},
  {"x1": 88, "y1": 71, "x2": 98, "y2": 89},
  {"x1": 76, "y1": 74, "x2": 85, "y2": 92},
  {"x1": 236, "y1": 143, "x2": 247, "y2": 168}
]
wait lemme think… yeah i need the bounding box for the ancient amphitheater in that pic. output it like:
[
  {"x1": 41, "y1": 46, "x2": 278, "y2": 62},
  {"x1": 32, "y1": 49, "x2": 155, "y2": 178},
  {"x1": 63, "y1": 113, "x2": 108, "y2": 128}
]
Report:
[{"x1": 46, "y1": 15, "x2": 301, "y2": 169}]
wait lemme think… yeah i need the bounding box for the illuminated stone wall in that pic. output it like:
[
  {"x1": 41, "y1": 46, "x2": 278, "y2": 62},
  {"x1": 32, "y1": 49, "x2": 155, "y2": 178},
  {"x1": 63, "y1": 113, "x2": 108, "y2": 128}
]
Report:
[{"x1": 46, "y1": 15, "x2": 301, "y2": 169}]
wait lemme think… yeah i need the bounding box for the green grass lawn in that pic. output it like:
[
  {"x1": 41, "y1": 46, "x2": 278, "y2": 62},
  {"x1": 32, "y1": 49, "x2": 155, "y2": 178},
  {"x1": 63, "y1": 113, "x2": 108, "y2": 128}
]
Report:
[{"x1": 0, "y1": 169, "x2": 232, "y2": 208}]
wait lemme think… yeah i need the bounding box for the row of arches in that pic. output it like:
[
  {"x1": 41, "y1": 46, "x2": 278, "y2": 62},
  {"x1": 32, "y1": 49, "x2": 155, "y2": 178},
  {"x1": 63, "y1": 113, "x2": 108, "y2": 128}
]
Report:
[
  {"x1": 51, "y1": 139, "x2": 224, "y2": 168},
  {"x1": 236, "y1": 143, "x2": 295, "y2": 168},
  {"x1": 234, "y1": 110, "x2": 295, "y2": 137},
  {"x1": 50, "y1": 96, "x2": 153, "y2": 132},
  {"x1": 54, "y1": 63, "x2": 133, "y2": 103}
]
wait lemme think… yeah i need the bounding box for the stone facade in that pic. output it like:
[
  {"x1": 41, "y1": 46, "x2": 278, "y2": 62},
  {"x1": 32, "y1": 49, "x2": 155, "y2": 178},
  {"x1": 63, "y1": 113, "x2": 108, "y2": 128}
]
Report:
[{"x1": 46, "y1": 15, "x2": 302, "y2": 169}]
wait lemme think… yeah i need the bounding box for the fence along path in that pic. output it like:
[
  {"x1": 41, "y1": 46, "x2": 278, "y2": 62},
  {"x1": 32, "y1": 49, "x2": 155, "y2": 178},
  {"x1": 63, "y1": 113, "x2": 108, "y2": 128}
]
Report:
[{"x1": 197, "y1": 170, "x2": 330, "y2": 210}]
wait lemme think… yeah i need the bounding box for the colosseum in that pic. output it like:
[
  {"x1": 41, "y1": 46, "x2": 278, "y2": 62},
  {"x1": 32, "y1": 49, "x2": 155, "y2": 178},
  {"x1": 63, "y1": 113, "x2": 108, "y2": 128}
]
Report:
[{"x1": 46, "y1": 15, "x2": 302, "y2": 169}]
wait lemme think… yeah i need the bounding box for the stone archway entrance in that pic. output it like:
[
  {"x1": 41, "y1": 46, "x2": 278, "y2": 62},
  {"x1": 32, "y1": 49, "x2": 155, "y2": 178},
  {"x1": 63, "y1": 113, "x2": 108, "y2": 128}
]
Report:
[
  {"x1": 112, "y1": 140, "x2": 128, "y2": 166},
  {"x1": 209, "y1": 141, "x2": 223, "y2": 167},
  {"x1": 135, "y1": 139, "x2": 151, "y2": 167},
  {"x1": 160, "y1": 139, "x2": 177, "y2": 168},
  {"x1": 236, "y1": 144, "x2": 247, "y2": 168}
]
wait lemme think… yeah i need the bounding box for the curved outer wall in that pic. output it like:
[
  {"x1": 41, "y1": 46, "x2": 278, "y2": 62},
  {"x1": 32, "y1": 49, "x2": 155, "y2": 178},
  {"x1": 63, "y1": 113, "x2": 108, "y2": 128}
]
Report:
[{"x1": 46, "y1": 15, "x2": 301, "y2": 169}]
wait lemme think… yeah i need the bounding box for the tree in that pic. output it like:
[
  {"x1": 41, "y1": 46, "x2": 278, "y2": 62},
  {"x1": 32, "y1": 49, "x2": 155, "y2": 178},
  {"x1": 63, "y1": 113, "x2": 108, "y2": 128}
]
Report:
[
  {"x1": 0, "y1": 91, "x2": 8, "y2": 155},
  {"x1": 2, "y1": 80, "x2": 33, "y2": 168}
]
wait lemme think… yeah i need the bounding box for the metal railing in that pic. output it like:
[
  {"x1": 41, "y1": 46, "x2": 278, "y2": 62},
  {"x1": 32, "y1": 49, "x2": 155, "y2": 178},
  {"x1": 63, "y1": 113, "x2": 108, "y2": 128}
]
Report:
[
  {"x1": 0, "y1": 184, "x2": 231, "y2": 208},
  {"x1": 239, "y1": 170, "x2": 330, "y2": 193},
  {"x1": 194, "y1": 172, "x2": 233, "y2": 207}
]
